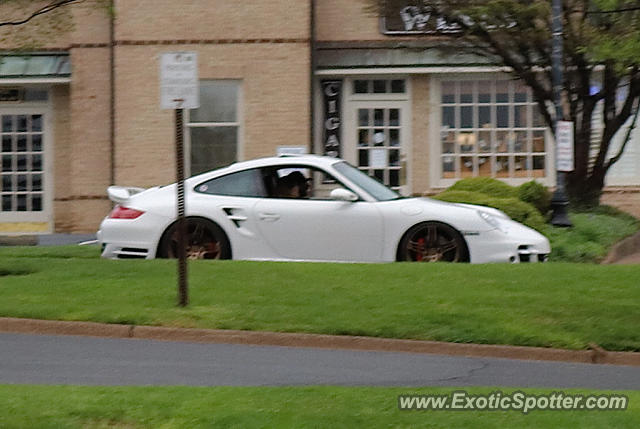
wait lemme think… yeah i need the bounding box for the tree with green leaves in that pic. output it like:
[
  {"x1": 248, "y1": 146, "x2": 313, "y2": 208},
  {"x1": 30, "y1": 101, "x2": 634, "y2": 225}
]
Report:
[{"x1": 368, "y1": 0, "x2": 640, "y2": 207}]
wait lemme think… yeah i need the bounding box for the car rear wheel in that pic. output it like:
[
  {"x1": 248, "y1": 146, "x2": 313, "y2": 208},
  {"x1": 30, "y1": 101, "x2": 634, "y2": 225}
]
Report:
[
  {"x1": 398, "y1": 221, "x2": 468, "y2": 262},
  {"x1": 158, "y1": 218, "x2": 231, "y2": 260}
]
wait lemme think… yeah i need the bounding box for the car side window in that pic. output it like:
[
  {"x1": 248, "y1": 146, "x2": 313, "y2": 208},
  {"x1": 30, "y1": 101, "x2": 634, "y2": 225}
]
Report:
[
  {"x1": 195, "y1": 168, "x2": 266, "y2": 197},
  {"x1": 265, "y1": 165, "x2": 358, "y2": 200}
]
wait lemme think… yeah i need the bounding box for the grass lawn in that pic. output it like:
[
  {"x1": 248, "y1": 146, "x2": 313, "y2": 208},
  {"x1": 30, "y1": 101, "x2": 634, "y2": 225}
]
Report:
[
  {"x1": 1, "y1": 386, "x2": 638, "y2": 428},
  {"x1": 546, "y1": 207, "x2": 640, "y2": 263},
  {"x1": 1, "y1": 246, "x2": 639, "y2": 351}
]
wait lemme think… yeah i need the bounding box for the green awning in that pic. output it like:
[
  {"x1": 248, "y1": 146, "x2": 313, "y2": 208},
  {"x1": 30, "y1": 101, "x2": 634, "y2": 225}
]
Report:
[
  {"x1": 0, "y1": 53, "x2": 70, "y2": 79},
  {"x1": 316, "y1": 41, "x2": 500, "y2": 70}
]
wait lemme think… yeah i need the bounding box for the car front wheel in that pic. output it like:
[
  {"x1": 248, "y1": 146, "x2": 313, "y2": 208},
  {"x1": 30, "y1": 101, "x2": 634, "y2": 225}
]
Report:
[
  {"x1": 397, "y1": 221, "x2": 468, "y2": 262},
  {"x1": 158, "y1": 218, "x2": 231, "y2": 260}
]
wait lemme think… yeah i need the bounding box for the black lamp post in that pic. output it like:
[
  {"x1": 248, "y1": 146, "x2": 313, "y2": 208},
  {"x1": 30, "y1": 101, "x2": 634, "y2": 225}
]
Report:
[{"x1": 550, "y1": 0, "x2": 572, "y2": 226}]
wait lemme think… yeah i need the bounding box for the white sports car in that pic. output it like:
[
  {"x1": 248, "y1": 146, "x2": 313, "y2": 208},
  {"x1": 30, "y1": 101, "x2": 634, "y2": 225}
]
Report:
[{"x1": 97, "y1": 155, "x2": 550, "y2": 263}]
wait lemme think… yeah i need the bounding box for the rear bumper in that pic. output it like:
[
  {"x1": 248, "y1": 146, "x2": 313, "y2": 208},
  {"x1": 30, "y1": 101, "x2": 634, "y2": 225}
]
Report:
[
  {"x1": 97, "y1": 214, "x2": 168, "y2": 259},
  {"x1": 99, "y1": 241, "x2": 151, "y2": 259}
]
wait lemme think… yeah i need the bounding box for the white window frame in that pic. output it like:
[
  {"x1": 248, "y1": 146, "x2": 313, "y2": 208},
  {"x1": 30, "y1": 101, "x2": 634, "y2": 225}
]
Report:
[
  {"x1": 185, "y1": 80, "x2": 243, "y2": 177},
  {"x1": 429, "y1": 73, "x2": 555, "y2": 188},
  {"x1": 0, "y1": 102, "x2": 52, "y2": 226}
]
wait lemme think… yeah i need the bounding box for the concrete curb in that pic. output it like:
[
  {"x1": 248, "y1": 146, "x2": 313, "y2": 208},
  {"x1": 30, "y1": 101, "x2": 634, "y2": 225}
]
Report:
[{"x1": 1, "y1": 317, "x2": 638, "y2": 367}]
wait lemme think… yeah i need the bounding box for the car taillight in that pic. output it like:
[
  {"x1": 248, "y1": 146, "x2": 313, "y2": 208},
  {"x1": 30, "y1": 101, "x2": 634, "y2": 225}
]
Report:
[{"x1": 108, "y1": 205, "x2": 145, "y2": 219}]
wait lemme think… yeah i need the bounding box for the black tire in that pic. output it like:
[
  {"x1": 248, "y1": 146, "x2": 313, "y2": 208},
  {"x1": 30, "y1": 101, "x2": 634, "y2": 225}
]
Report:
[
  {"x1": 397, "y1": 221, "x2": 469, "y2": 262},
  {"x1": 157, "y1": 218, "x2": 231, "y2": 260}
]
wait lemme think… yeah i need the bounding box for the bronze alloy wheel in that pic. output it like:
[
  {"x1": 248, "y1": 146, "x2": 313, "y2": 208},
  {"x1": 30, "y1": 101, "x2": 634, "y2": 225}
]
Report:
[
  {"x1": 399, "y1": 221, "x2": 468, "y2": 262},
  {"x1": 159, "y1": 218, "x2": 230, "y2": 260}
]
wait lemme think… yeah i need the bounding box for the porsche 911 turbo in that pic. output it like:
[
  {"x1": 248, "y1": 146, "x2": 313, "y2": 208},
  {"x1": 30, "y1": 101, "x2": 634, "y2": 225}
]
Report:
[{"x1": 97, "y1": 155, "x2": 550, "y2": 263}]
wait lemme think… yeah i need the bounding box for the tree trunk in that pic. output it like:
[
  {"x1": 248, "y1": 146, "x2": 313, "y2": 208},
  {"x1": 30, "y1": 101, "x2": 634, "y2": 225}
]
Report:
[{"x1": 566, "y1": 167, "x2": 606, "y2": 209}]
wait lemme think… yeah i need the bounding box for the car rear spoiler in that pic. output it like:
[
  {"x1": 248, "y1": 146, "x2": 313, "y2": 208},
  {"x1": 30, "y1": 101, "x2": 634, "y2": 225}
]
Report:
[{"x1": 107, "y1": 186, "x2": 146, "y2": 205}]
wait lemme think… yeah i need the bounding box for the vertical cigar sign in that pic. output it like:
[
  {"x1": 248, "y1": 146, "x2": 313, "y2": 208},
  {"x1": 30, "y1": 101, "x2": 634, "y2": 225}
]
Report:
[{"x1": 322, "y1": 80, "x2": 342, "y2": 158}]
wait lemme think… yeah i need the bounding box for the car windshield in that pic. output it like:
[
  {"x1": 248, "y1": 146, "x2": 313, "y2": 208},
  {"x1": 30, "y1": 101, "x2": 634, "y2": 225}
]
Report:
[{"x1": 332, "y1": 161, "x2": 402, "y2": 201}]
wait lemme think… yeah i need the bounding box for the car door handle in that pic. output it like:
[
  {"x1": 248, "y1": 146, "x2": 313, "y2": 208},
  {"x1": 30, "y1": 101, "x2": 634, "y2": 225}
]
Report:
[{"x1": 259, "y1": 213, "x2": 280, "y2": 222}]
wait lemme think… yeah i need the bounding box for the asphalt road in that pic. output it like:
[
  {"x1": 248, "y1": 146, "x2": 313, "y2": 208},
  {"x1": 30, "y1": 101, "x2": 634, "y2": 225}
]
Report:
[{"x1": 1, "y1": 333, "x2": 638, "y2": 389}]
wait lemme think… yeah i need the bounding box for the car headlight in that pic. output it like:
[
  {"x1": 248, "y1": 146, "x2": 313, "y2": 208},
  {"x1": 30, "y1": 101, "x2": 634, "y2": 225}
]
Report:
[{"x1": 477, "y1": 210, "x2": 508, "y2": 233}]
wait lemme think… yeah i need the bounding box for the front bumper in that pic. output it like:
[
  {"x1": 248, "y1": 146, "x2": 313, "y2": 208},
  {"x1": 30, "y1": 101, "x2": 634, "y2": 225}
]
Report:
[{"x1": 465, "y1": 222, "x2": 551, "y2": 264}]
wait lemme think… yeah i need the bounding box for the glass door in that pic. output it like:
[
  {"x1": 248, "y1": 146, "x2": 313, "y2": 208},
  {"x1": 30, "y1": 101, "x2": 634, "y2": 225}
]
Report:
[{"x1": 348, "y1": 102, "x2": 409, "y2": 195}]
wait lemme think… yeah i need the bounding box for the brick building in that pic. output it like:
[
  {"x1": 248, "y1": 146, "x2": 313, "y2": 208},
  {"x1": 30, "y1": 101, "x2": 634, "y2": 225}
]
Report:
[{"x1": 1, "y1": 0, "x2": 639, "y2": 234}]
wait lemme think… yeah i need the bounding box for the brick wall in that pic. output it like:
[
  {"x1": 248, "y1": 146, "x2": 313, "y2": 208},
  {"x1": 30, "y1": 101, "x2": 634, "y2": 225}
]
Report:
[
  {"x1": 67, "y1": 47, "x2": 112, "y2": 232},
  {"x1": 0, "y1": 1, "x2": 111, "y2": 233},
  {"x1": 51, "y1": 85, "x2": 73, "y2": 232},
  {"x1": 317, "y1": 0, "x2": 427, "y2": 42},
  {"x1": 317, "y1": 0, "x2": 385, "y2": 41},
  {"x1": 114, "y1": 0, "x2": 309, "y2": 41},
  {"x1": 106, "y1": 0, "x2": 311, "y2": 230},
  {"x1": 112, "y1": 46, "x2": 310, "y2": 187},
  {"x1": 410, "y1": 75, "x2": 430, "y2": 193},
  {"x1": 1, "y1": 0, "x2": 312, "y2": 233},
  {"x1": 0, "y1": 0, "x2": 109, "y2": 49}
]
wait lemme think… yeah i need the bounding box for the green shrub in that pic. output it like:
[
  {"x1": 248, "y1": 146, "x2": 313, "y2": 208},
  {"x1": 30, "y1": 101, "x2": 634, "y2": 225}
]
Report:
[
  {"x1": 482, "y1": 197, "x2": 546, "y2": 232},
  {"x1": 433, "y1": 190, "x2": 546, "y2": 232},
  {"x1": 448, "y1": 177, "x2": 518, "y2": 198},
  {"x1": 430, "y1": 190, "x2": 489, "y2": 205},
  {"x1": 518, "y1": 181, "x2": 551, "y2": 216}
]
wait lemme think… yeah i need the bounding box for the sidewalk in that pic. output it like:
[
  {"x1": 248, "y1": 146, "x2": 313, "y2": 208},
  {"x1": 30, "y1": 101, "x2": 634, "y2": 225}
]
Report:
[
  {"x1": 0, "y1": 234, "x2": 96, "y2": 247},
  {"x1": 613, "y1": 253, "x2": 640, "y2": 264},
  {"x1": 602, "y1": 231, "x2": 640, "y2": 264}
]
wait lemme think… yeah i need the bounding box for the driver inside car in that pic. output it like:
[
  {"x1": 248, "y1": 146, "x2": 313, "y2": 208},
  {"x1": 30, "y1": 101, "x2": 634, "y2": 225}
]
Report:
[{"x1": 276, "y1": 171, "x2": 309, "y2": 198}]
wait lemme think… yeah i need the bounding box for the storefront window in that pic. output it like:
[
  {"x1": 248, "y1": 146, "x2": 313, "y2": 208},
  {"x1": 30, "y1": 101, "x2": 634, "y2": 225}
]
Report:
[
  {"x1": 440, "y1": 79, "x2": 547, "y2": 180},
  {"x1": 187, "y1": 80, "x2": 240, "y2": 176},
  {"x1": 353, "y1": 79, "x2": 406, "y2": 95}
]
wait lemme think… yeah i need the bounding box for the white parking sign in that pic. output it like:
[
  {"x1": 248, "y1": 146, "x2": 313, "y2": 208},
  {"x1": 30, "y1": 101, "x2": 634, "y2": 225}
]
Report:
[
  {"x1": 556, "y1": 121, "x2": 574, "y2": 172},
  {"x1": 160, "y1": 52, "x2": 199, "y2": 110}
]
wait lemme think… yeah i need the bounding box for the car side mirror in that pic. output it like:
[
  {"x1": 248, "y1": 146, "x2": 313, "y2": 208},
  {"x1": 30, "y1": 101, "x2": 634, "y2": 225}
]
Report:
[{"x1": 330, "y1": 188, "x2": 358, "y2": 202}]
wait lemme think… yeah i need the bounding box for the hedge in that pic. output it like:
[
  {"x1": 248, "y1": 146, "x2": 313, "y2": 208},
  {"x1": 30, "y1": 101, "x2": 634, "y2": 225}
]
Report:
[
  {"x1": 433, "y1": 190, "x2": 547, "y2": 232},
  {"x1": 448, "y1": 177, "x2": 518, "y2": 199},
  {"x1": 446, "y1": 177, "x2": 550, "y2": 217},
  {"x1": 518, "y1": 181, "x2": 551, "y2": 216}
]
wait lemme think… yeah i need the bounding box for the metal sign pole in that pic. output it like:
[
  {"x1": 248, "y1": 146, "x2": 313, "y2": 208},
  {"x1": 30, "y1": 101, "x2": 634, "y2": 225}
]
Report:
[
  {"x1": 159, "y1": 51, "x2": 198, "y2": 307},
  {"x1": 550, "y1": 0, "x2": 572, "y2": 227},
  {"x1": 175, "y1": 107, "x2": 188, "y2": 307}
]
